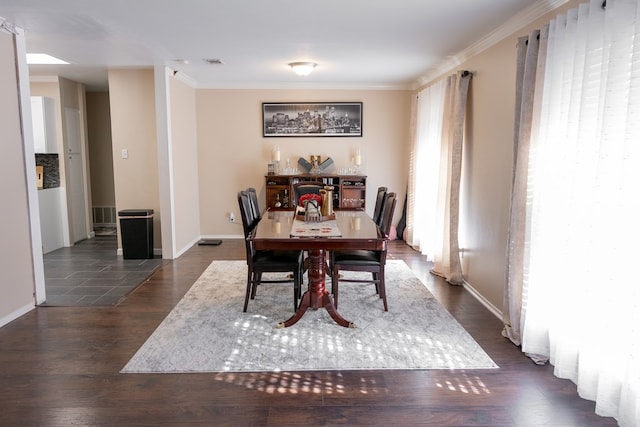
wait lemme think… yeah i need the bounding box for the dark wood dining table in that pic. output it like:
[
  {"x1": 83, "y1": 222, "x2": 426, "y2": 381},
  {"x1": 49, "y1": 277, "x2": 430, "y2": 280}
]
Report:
[{"x1": 250, "y1": 209, "x2": 387, "y2": 328}]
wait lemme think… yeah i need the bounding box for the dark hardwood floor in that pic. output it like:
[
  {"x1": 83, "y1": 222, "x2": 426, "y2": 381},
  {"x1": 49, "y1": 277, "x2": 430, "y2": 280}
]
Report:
[{"x1": 0, "y1": 240, "x2": 616, "y2": 426}]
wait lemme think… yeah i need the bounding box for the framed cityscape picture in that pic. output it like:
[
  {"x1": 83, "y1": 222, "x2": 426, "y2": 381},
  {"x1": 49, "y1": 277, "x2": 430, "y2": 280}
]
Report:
[{"x1": 262, "y1": 102, "x2": 362, "y2": 137}]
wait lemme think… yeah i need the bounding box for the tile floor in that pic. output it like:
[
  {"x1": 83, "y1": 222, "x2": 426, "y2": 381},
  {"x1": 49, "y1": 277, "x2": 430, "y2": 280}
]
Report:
[{"x1": 41, "y1": 233, "x2": 166, "y2": 306}]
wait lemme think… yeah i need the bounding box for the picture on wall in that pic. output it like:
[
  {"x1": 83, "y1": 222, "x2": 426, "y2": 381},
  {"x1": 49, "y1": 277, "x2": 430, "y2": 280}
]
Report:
[{"x1": 263, "y1": 102, "x2": 362, "y2": 137}]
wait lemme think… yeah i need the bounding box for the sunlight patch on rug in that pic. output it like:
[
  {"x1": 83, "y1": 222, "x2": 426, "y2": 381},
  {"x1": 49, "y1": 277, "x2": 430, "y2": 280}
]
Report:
[{"x1": 121, "y1": 260, "x2": 498, "y2": 373}]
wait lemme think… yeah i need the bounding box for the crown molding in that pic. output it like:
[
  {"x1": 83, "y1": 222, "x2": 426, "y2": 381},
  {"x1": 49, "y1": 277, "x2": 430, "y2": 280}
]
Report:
[
  {"x1": 414, "y1": 0, "x2": 570, "y2": 89},
  {"x1": 169, "y1": 68, "x2": 198, "y2": 88},
  {"x1": 194, "y1": 81, "x2": 414, "y2": 91}
]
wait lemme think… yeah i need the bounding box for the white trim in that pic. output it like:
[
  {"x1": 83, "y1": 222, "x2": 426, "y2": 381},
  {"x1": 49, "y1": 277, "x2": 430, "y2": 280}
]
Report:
[
  {"x1": 175, "y1": 235, "x2": 201, "y2": 258},
  {"x1": 154, "y1": 66, "x2": 176, "y2": 259},
  {"x1": 462, "y1": 279, "x2": 503, "y2": 320},
  {"x1": 15, "y1": 26, "x2": 47, "y2": 305},
  {"x1": 1, "y1": 17, "x2": 18, "y2": 34},
  {"x1": 172, "y1": 69, "x2": 198, "y2": 88},
  {"x1": 0, "y1": 303, "x2": 35, "y2": 328},
  {"x1": 199, "y1": 234, "x2": 244, "y2": 240},
  {"x1": 415, "y1": 0, "x2": 570, "y2": 88},
  {"x1": 195, "y1": 81, "x2": 414, "y2": 91}
]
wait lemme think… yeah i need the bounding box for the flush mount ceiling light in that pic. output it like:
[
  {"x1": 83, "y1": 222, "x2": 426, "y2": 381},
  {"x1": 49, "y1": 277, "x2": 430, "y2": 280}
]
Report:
[
  {"x1": 26, "y1": 53, "x2": 69, "y2": 65},
  {"x1": 288, "y1": 61, "x2": 317, "y2": 76}
]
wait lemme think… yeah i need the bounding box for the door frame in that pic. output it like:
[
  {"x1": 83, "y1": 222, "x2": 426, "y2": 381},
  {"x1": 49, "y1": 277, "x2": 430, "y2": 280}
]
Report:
[{"x1": 14, "y1": 27, "x2": 47, "y2": 304}]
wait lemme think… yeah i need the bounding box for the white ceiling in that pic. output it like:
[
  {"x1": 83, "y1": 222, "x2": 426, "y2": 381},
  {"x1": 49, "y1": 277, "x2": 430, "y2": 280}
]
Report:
[{"x1": 0, "y1": 0, "x2": 562, "y2": 91}]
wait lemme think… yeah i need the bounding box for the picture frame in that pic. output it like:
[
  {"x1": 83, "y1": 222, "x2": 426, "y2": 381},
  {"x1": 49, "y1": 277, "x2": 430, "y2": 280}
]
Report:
[{"x1": 262, "y1": 102, "x2": 362, "y2": 137}]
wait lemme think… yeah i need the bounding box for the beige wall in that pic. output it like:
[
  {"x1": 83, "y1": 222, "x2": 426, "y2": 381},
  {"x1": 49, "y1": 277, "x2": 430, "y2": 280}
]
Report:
[
  {"x1": 195, "y1": 89, "x2": 411, "y2": 237},
  {"x1": 108, "y1": 69, "x2": 161, "y2": 250},
  {"x1": 0, "y1": 31, "x2": 36, "y2": 323},
  {"x1": 169, "y1": 75, "x2": 201, "y2": 252},
  {"x1": 86, "y1": 92, "x2": 115, "y2": 207}
]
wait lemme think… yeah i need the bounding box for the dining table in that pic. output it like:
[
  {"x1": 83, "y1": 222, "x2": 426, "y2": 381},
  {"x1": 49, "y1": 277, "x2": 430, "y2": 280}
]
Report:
[{"x1": 250, "y1": 209, "x2": 387, "y2": 328}]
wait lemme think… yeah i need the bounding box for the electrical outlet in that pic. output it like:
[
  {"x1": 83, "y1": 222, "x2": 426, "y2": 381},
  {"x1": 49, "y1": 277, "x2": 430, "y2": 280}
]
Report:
[{"x1": 229, "y1": 212, "x2": 236, "y2": 223}]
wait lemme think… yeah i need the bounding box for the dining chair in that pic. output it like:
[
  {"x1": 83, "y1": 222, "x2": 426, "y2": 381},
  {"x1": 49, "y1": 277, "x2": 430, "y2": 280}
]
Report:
[
  {"x1": 293, "y1": 182, "x2": 324, "y2": 208},
  {"x1": 330, "y1": 192, "x2": 397, "y2": 311},
  {"x1": 292, "y1": 181, "x2": 330, "y2": 272},
  {"x1": 237, "y1": 191, "x2": 304, "y2": 312},
  {"x1": 246, "y1": 187, "x2": 261, "y2": 226},
  {"x1": 372, "y1": 186, "x2": 387, "y2": 225}
]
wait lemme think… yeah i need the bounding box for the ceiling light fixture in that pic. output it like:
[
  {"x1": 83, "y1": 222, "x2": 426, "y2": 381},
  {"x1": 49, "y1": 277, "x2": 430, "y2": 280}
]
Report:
[
  {"x1": 26, "y1": 53, "x2": 69, "y2": 65},
  {"x1": 288, "y1": 61, "x2": 317, "y2": 76}
]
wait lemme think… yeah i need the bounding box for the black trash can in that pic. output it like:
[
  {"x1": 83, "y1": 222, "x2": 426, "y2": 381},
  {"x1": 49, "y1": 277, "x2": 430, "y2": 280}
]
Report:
[{"x1": 118, "y1": 209, "x2": 154, "y2": 259}]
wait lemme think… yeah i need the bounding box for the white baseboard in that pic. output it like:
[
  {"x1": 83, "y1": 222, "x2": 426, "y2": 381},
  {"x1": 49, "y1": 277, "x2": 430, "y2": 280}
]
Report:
[
  {"x1": 462, "y1": 279, "x2": 503, "y2": 320},
  {"x1": 175, "y1": 236, "x2": 202, "y2": 258},
  {"x1": 199, "y1": 234, "x2": 244, "y2": 240},
  {"x1": 0, "y1": 302, "x2": 35, "y2": 328}
]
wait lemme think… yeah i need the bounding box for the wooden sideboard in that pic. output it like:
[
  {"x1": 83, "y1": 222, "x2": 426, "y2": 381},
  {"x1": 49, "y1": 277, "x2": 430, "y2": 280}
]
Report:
[{"x1": 265, "y1": 174, "x2": 367, "y2": 210}]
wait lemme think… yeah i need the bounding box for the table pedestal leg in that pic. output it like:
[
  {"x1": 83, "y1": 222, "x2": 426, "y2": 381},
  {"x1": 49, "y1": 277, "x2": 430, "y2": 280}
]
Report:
[{"x1": 277, "y1": 249, "x2": 356, "y2": 328}]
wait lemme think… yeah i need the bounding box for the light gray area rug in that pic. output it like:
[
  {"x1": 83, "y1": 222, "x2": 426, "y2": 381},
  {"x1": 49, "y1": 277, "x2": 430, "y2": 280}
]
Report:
[{"x1": 122, "y1": 260, "x2": 498, "y2": 373}]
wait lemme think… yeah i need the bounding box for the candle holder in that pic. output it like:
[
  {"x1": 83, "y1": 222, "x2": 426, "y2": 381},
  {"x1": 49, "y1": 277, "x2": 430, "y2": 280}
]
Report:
[
  {"x1": 352, "y1": 148, "x2": 362, "y2": 174},
  {"x1": 273, "y1": 145, "x2": 281, "y2": 174}
]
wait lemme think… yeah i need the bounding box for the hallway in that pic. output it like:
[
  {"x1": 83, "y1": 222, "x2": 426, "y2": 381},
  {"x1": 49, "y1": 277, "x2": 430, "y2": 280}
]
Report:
[{"x1": 41, "y1": 234, "x2": 166, "y2": 306}]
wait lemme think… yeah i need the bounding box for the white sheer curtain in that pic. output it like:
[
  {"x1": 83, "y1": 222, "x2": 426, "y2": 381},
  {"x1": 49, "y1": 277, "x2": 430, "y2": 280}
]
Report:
[
  {"x1": 519, "y1": 0, "x2": 640, "y2": 424},
  {"x1": 407, "y1": 72, "x2": 471, "y2": 284},
  {"x1": 407, "y1": 78, "x2": 447, "y2": 260}
]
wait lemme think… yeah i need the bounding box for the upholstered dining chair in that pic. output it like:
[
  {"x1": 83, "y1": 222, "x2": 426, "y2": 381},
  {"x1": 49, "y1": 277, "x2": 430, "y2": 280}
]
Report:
[
  {"x1": 293, "y1": 182, "x2": 324, "y2": 208},
  {"x1": 246, "y1": 187, "x2": 261, "y2": 226},
  {"x1": 330, "y1": 192, "x2": 397, "y2": 311},
  {"x1": 372, "y1": 186, "x2": 387, "y2": 225},
  {"x1": 237, "y1": 191, "x2": 304, "y2": 312}
]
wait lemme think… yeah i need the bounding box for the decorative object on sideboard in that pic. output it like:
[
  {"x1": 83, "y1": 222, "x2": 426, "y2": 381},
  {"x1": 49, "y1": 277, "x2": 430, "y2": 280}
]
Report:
[
  {"x1": 298, "y1": 157, "x2": 312, "y2": 173},
  {"x1": 310, "y1": 155, "x2": 321, "y2": 173},
  {"x1": 353, "y1": 147, "x2": 362, "y2": 174},
  {"x1": 272, "y1": 145, "x2": 281, "y2": 173},
  {"x1": 319, "y1": 157, "x2": 334, "y2": 172}
]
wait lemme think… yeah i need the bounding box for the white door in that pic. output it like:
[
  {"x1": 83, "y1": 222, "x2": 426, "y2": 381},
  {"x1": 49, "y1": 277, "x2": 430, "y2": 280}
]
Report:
[
  {"x1": 64, "y1": 108, "x2": 88, "y2": 243},
  {"x1": 65, "y1": 107, "x2": 82, "y2": 153}
]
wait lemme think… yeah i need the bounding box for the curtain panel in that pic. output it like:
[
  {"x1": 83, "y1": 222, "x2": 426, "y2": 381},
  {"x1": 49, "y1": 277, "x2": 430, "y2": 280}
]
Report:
[
  {"x1": 406, "y1": 78, "x2": 447, "y2": 259},
  {"x1": 502, "y1": 29, "x2": 546, "y2": 347},
  {"x1": 407, "y1": 71, "x2": 471, "y2": 285},
  {"x1": 505, "y1": 0, "x2": 640, "y2": 424}
]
